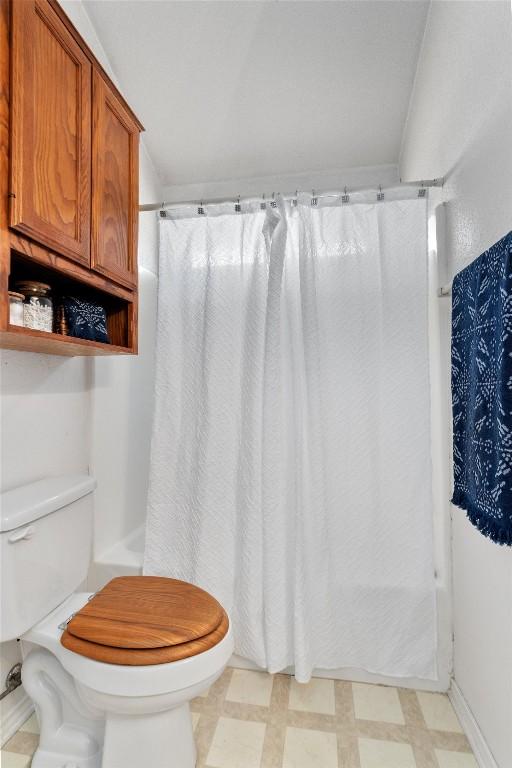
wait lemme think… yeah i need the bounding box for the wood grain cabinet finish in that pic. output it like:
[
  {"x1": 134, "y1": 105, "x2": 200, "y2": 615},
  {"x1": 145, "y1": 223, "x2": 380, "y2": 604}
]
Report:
[
  {"x1": 9, "y1": 0, "x2": 92, "y2": 266},
  {"x1": 91, "y1": 70, "x2": 139, "y2": 289},
  {"x1": 1, "y1": 0, "x2": 143, "y2": 355}
]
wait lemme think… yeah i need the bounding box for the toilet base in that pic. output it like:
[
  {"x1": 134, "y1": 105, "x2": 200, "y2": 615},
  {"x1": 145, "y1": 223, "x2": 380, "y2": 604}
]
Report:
[
  {"x1": 32, "y1": 748, "x2": 101, "y2": 768},
  {"x1": 22, "y1": 648, "x2": 104, "y2": 768},
  {"x1": 103, "y1": 702, "x2": 196, "y2": 768},
  {"x1": 21, "y1": 647, "x2": 207, "y2": 768}
]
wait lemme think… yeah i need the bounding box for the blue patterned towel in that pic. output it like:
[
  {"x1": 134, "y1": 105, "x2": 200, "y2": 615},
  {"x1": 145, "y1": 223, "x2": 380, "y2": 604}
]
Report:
[
  {"x1": 62, "y1": 297, "x2": 110, "y2": 344},
  {"x1": 451, "y1": 231, "x2": 512, "y2": 545}
]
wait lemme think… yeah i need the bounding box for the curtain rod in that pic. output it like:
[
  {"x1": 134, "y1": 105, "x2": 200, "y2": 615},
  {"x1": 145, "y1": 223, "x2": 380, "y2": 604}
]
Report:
[{"x1": 139, "y1": 178, "x2": 444, "y2": 212}]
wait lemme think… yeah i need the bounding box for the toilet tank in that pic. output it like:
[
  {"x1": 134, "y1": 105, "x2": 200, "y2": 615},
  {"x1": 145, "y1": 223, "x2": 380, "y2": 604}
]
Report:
[{"x1": 0, "y1": 475, "x2": 96, "y2": 643}]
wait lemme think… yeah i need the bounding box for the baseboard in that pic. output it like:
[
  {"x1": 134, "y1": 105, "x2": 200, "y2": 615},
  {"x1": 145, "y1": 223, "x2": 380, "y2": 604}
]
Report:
[
  {"x1": 0, "y1": 691, "x2": 33, "y2": 747},
  {"x1": 449, "y1": 681, "x2": 498, "y2": 768},
  {"x1": 229, "y1": 654, "x2": 449, "y2": 692}
]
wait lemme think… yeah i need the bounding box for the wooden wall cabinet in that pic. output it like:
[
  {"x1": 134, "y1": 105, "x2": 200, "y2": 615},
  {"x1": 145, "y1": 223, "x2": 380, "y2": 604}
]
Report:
[
  {"x1": 0, "y1": 0, "x2": 143, "y2": 356},
  {"x1": 92, "y1": 70, "x2": 139, "y2": 289},
  {"x1": 10, "y1": 0, "x2": 92, "y2": 266}
]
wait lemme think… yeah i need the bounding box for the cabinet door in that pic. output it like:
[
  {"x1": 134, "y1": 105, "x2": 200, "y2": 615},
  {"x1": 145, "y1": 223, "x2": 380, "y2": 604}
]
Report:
[
  {"x1": 91, "y1": 70, "x2": 139, "y2": 289},
  {"x1": 10, "y1": 0, "x2": 91, "y2": 265}
]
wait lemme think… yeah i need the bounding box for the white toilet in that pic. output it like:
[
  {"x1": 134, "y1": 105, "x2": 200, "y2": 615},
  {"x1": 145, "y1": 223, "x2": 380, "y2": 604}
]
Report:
[{"x1": 0, "y1": 476, "x2": 233, "y2": 768}]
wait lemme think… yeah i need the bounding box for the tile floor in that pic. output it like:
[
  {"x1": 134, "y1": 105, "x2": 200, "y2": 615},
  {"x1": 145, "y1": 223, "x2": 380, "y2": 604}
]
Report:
[{"x1": 0, "y1": 669, "x2": 479, "y2": 768}]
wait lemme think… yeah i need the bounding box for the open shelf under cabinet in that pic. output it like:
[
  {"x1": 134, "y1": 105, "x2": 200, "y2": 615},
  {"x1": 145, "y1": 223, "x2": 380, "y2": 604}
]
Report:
[
  {"x1": 0, "y1": 324, "x2": 134, "y2": 356},
  {"x1": 2, "y1": 249, "x2": 138, "y2": 356}
]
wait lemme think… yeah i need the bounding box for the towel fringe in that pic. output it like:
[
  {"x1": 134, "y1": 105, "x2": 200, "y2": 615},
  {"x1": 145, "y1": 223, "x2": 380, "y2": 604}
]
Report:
[{"x1": 451, "y1": 491, "x2": 512, "y2": 547}]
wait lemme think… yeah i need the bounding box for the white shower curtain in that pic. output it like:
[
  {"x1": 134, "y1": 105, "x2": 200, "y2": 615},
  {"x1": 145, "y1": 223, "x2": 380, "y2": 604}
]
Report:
[{"x1": 144, "y1": 191, "x2": 437, "y2": 682}]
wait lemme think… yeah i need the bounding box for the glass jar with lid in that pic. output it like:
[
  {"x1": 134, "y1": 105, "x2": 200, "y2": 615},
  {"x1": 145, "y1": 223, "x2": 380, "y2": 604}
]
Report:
[
  {"x1": 15, "y1": 281, "x2": 53, "y2": 333},
  {"x1": 8, "y1": 291, "x2": 25, "y2": 326}
]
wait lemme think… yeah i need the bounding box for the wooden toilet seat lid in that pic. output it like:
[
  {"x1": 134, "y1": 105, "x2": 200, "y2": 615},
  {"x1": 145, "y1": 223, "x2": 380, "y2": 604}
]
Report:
[{"x1": 60, "y1": 576, "x2": 229, "y2": 665}]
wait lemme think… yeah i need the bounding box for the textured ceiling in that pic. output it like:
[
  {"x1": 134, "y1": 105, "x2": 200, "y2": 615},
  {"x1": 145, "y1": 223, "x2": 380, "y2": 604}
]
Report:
[{"x1": 84, "y1": 0, "x2": 429, "y2": 187}]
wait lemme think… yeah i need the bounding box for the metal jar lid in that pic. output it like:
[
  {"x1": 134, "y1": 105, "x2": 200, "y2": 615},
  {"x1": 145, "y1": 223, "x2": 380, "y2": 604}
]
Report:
[{"x1": 14, "y1": 281, "x2": 51, "y2": 296}]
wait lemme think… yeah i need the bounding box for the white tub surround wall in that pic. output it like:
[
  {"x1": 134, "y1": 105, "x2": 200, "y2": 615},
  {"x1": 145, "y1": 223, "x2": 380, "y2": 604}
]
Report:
[
  {"x1": 0, "y1": 1, "x2": 161, "y2": 745},
  {"x1": 90, "y1": 267, "x2": 157, "y2": 558},
  {"x1": 87, "y1": 526, "x2": 145, "y2": 592},
  {"x1": 400, "y1": 2, "x2": 512, "y2": 767}
]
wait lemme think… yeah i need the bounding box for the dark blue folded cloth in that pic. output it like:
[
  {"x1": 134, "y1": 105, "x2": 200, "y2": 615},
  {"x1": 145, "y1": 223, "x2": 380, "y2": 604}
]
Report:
[
  {"x1": 451, "y1": 231, "x2": 512, "y2": 545},
  {"x1": 63, "y1": 297, "x2": 110, "y2": 344}
]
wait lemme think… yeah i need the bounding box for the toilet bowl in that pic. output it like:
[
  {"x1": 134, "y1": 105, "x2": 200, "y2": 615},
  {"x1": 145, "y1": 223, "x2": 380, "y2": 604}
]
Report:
[
  {"x1": 23, "y1": 590, "x2": 233, "y2": 768},
  {"x1": 0, "y1": 476, "x2": 234, "y2": 768}
]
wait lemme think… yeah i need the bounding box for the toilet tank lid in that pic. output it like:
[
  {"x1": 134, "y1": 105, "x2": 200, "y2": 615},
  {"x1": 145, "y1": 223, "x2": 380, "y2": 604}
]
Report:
[{"x1": 0, "y1": 475, "x2": 96, "y2": 532}]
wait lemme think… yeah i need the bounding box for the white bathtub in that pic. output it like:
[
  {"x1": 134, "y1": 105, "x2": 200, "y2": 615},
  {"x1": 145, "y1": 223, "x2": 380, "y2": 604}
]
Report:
[
  {"x1": 87, "y1": 522, "x2": 450, "y2": 692},
  {"x1": 87, "y1": 526, "x2": 145, "y2": 592}
]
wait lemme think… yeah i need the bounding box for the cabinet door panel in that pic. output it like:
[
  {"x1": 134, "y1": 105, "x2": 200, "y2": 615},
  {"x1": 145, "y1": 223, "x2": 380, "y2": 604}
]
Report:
[
  {"x1": 92, "y1": 70, "x2": 138, "y2": 288},
  {"x1": 10, "y1": 0, "x2": 91, "y2": 265}
]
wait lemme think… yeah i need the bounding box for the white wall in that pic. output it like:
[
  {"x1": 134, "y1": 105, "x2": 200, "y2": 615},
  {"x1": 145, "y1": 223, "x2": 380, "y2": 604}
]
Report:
[
  {"x1": 400, "y1": 1, "x2": 511, "y2": 187},
  {"x1": 0, "y1": 1, "x2": 161, "y2": 743},
  {"x1": 400, "y1": 3, "x2": 512, "y2": 766},
  {"x1": 162, "y1": 163, "x2": 399, "y2": 205},
  {"x1": 0, "y1": 357, "x2": 91, "y2": 491},
  {"x1": 0, "y1": 352, "x2": 91, "y2": 741}
]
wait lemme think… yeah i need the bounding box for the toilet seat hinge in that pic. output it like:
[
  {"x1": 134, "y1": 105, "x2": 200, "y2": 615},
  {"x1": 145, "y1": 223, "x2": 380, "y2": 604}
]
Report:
[
  {"x1": 58, "y1": 593, "x2": 97, "y2": 631},
  {"x1": 58, "y1": 612, "x2": 77, "y2": 631}
]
